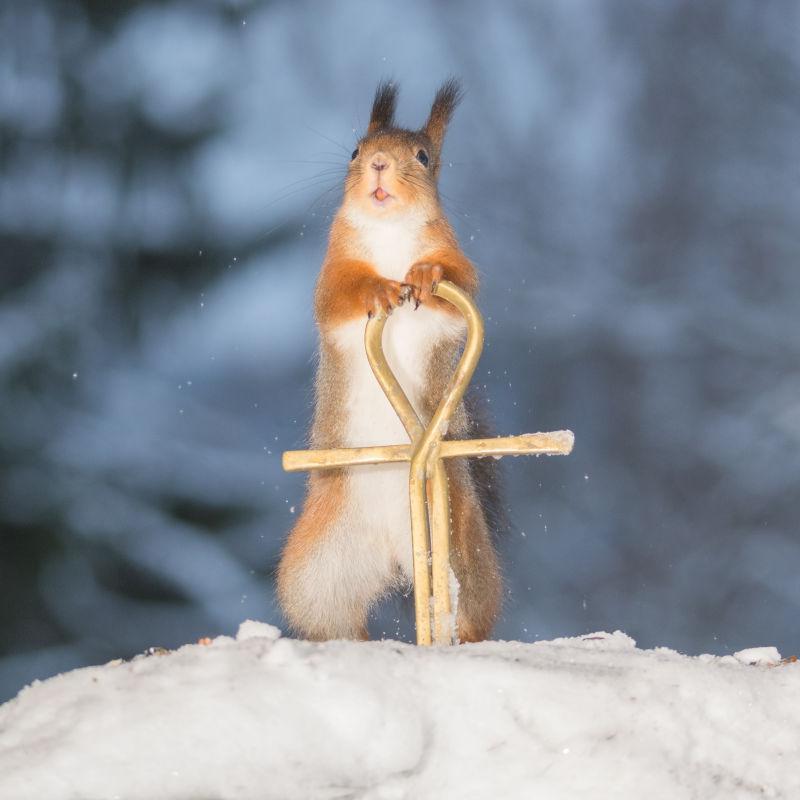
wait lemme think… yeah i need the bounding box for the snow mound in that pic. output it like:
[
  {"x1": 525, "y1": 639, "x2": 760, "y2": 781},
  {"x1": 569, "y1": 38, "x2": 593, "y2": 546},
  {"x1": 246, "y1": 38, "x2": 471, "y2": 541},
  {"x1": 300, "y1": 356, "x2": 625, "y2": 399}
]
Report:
[{"x1": 1, "y1": 623, "x2": 798, "y2": 800}]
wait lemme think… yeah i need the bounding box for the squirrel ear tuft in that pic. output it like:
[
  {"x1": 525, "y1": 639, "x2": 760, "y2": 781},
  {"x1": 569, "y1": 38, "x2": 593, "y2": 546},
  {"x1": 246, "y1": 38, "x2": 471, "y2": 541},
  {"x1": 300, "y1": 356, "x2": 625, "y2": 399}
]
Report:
[
  {"x1": 424, "y1": 78, "x2": 463, "y2": 150},
  {"x1": 368, "y1": 80, "x2": 398, "y2": 134}
]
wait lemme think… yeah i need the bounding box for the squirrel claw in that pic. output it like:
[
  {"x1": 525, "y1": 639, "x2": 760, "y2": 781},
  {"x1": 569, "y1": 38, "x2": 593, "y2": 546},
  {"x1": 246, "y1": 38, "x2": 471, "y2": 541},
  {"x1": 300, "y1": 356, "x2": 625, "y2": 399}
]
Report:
[
  {"x1": 403, "y1": 263, "x2": 444, "y2": 307},
  {"x1": 365, "y1": 278, "x2": 405, "y2": 318},
  {"x1": 400, "y1": 283, "x2": 420, "y2": 310}
]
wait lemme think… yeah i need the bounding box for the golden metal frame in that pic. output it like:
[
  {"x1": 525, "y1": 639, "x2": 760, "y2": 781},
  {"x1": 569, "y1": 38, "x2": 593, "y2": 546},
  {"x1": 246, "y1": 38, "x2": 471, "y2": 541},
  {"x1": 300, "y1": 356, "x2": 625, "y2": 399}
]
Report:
[{"x1": 282, "y1": 281, "x2": 574, "y2": 645}]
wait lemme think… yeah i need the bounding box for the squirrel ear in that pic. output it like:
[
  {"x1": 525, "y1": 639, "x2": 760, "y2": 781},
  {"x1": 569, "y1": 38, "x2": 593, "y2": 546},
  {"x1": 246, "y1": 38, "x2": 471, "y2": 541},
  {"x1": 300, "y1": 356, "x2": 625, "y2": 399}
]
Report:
[
  {"x1": 368, "y1": 80, "x2": 398, "y2": 134},
  {"x1": 424, "y1": 78, "x2": 463, "y2": 151}
]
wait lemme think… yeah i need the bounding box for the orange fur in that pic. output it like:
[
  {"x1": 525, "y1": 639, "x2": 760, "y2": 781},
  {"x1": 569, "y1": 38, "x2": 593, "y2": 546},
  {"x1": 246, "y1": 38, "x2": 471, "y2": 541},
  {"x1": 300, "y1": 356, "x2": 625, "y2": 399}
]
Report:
[
  {"x1": 276, "y1": 472, "x2": 371, "y2": 640},
  {"x1": 277, "y1": 474, "x2": 343, "y2": 578},
  {"x1": 314, "y1": 252, "x2": 406, "y2": 326}
]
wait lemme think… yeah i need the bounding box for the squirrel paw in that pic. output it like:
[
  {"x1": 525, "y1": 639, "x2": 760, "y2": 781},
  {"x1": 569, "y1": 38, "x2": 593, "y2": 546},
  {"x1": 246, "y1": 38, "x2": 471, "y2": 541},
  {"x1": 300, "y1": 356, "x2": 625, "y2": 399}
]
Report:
[
  {"x1": 365, "y1": 278, "x2": 408, "y2": 318},
  {"x1": 403, "y1": 263, "x2": 444, "y2": 309}
]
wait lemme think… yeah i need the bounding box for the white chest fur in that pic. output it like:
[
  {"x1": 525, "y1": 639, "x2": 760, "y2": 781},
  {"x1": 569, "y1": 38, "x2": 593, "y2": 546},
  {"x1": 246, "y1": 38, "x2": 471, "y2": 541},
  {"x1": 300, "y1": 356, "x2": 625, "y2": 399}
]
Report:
[{"x1": 345, "y1": 208, "x2": 426, "y2": 282}]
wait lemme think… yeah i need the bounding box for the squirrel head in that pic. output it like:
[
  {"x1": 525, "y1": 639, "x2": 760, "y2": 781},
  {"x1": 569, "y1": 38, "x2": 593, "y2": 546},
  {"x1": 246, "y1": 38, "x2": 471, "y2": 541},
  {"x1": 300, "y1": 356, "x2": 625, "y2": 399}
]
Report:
[{"x1": 343, "y1": 79, "x2": 462, "y2": 219}]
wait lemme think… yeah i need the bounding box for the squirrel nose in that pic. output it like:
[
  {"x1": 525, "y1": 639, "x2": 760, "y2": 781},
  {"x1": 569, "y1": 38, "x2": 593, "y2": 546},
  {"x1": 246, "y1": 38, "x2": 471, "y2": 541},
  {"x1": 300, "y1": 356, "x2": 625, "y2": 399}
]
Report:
[{"x1": 371, "y1": 154, "x2": 389, "y2": 172}]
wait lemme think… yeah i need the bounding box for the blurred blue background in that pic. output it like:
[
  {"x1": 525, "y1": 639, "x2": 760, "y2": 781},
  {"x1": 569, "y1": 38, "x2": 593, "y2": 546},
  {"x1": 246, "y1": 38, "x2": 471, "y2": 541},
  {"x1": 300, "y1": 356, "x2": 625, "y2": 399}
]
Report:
[{"x1": 1, "y1": 0, "x2": 799, "y2": 702}]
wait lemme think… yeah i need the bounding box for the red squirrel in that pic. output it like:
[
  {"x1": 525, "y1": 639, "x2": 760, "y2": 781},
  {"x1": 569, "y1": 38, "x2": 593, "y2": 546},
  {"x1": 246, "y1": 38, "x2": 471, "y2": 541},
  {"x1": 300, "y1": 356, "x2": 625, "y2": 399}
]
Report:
[{"x1": 277, "y1": 80, "x2": 502, "y2": 643}]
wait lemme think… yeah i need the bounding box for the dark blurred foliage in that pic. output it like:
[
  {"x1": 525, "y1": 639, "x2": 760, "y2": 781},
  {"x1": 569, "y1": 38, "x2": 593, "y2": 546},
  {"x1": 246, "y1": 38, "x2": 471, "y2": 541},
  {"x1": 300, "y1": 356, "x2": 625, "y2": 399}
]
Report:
[{"x1": 1, "y1": 0, "x2": 799, "y2": 701}]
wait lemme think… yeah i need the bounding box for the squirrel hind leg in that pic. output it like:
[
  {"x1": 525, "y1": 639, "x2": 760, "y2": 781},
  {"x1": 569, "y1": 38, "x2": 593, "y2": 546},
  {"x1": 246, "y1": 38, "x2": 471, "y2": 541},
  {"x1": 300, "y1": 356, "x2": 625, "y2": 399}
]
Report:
[
  {"x1": 276, "y1": 473, "x2": 392, "y2": 641},
  {"x1": 446, "y1": 461, "x2": 503, "y2": 644}
]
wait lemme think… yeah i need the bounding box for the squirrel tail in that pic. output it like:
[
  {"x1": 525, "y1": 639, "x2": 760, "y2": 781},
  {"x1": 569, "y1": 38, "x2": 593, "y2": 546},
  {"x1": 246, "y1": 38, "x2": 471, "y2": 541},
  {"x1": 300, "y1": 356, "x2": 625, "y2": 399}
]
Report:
[{"x1": 463, "y1": 387, "x2": 509, "y2": 541}]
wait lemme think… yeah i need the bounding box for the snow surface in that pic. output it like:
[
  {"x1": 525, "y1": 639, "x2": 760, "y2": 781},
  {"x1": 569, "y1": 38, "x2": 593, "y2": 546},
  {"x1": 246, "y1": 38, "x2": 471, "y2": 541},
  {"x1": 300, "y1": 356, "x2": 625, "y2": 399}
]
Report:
[{"x1": 0, "y1": 621, "x2": 798, "y2": 800}]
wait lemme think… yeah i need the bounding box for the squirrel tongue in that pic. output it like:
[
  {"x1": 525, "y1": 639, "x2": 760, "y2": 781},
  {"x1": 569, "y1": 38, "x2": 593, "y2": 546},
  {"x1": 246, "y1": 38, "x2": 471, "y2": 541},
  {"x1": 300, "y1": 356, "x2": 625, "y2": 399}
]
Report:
[{"x1": 374, "y1": 187, "x2": 388, "y2": 201}]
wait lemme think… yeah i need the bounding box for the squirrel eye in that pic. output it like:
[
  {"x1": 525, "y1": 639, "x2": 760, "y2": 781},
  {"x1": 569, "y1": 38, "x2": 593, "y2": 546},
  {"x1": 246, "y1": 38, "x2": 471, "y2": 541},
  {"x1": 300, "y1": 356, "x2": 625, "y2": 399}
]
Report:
[
  {"x1": 416, "y1": 149, "x2": 429, "y2": 167},
  {"x1": 351, "y1": 148, "x2": 359, "y2": 161}
]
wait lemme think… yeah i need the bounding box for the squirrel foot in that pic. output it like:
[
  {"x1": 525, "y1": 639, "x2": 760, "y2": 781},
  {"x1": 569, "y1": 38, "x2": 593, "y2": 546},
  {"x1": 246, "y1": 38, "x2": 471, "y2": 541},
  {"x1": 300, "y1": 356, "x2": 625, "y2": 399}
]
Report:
[
  {"x1": 364, "y1": 278, "x2": 408, "y2": 318},
  {"x1": 403, "y1": 262, "x2": 444, "y2": 309}
]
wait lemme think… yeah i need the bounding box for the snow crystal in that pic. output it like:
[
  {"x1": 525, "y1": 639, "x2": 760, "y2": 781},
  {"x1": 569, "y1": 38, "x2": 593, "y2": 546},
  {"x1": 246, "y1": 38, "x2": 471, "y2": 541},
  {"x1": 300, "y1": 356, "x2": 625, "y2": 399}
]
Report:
[
  {"x1": 733, "y1": 646, "x2": 782, "y2": 666},
  {"x1": 235, "y1": 619, "x2": 281, "y2": 642}
]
